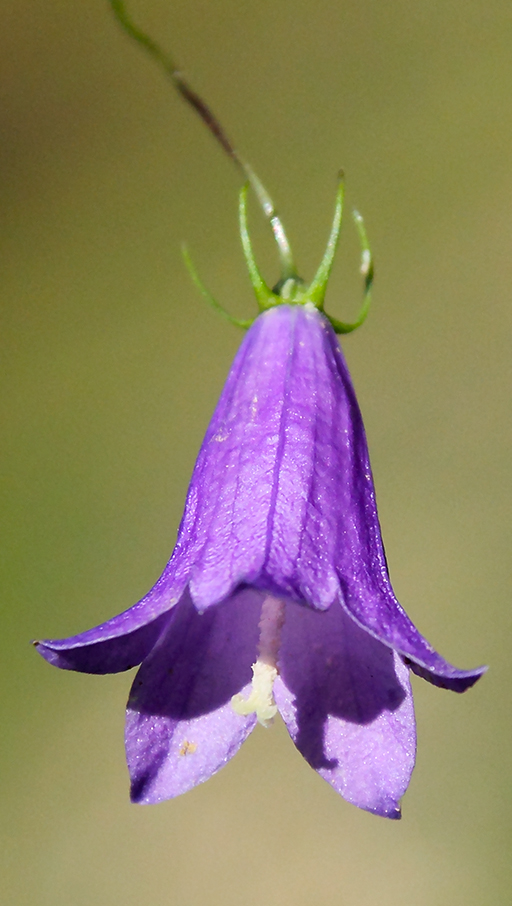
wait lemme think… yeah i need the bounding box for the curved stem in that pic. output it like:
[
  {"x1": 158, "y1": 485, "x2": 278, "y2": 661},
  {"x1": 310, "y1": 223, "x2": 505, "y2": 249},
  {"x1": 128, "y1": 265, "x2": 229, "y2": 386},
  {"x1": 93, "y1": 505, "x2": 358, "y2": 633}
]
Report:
[
  {"x1": 108, "y1": 1, "x2": 296, "y2": 280},
  {"x1": 242, "y1": 164, "x2": 297, "y2": 281}
]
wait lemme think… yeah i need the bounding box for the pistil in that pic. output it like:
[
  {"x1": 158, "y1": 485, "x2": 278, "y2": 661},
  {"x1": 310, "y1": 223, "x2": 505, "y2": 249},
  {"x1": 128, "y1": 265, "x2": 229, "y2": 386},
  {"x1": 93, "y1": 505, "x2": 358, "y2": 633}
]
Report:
[{"x1": 231, "y1": 595, "x2": 286, "y2": 727}]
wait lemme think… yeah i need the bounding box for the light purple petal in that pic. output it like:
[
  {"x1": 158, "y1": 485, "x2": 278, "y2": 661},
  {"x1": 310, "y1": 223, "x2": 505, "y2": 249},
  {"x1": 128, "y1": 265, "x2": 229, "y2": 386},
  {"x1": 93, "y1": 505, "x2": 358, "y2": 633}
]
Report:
[
  {"x1": 125, "y1": 587, "x2": 262, "y2": 802},
  {"x1": 274, "y1": 599, "x2": 416, "y2": 818}
]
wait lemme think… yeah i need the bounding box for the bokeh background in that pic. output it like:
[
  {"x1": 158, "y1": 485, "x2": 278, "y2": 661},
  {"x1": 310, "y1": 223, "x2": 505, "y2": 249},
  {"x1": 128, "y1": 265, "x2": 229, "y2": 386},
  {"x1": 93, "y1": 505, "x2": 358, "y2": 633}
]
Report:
[{"x1": 1, "y1": 1, "x2": 511, "y2": 903}]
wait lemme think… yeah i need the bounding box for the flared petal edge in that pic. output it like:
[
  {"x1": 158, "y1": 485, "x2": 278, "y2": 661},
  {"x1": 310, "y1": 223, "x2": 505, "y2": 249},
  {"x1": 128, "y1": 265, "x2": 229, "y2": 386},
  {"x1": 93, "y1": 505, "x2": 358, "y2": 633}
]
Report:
[
  {"x1": 34, "y1": 611, "x2": 171, "y2": 674},
  {"x1": 339, "y1": 591, "x2": 487, "y2": 693},
  {"x1": 33, "y1": 558, "x2": 193, "y2": 673}
]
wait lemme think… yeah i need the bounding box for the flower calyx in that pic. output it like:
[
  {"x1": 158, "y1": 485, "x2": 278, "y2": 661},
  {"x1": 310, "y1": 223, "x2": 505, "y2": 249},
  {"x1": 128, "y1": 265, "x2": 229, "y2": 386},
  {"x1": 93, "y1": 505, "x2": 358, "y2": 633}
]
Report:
[{"x1": 183, "y1": 173, "x2": 374, "y2": 334}]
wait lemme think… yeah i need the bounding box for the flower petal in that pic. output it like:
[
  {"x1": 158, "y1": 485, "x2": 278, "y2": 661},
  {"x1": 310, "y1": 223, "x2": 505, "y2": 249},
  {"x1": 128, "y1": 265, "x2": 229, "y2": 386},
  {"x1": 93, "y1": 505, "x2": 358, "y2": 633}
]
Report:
[
  {"x1": 183, "y1": 303, "x2": 349, "y2": 610},
  {"x1": 339, "y1": 590, "x2": 486, "y2": 692},
  {"x1": 35, "y1": 610, "x2": 170, "y2": 674},
  {"x1": 274, "y1": 599, "x2": 416, "y2": 818},
  {"x1": 271, "y1": 304, "x2": 485, "y2": 692},
  {"x1": 258, "y1": 305, "x2": 344, "y2": 607},
  {"x1": 185, "y1": 306, "x2": 301, "y2": 608},
  {"x1": 33, "y1": 553, "x2": 195, "y2": 674},
  {"x1": 125, "y1": 587, "x2": 262, "y2": 803}
]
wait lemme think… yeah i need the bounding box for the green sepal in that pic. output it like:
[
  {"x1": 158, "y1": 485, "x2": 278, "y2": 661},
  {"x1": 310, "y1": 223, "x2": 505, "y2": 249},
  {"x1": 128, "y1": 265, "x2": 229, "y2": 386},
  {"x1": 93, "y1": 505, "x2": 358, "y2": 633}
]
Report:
[
  {"x1": 304, "y1": 173, "x2": 345, "y2": 310},
  {"x1": 324, "y1": 209, "x2": 373, "y2": 334},
  {"x1": 239, "y1": 184, "x2": 280, "y2": 311},
  {"x1": 181, "y1": 245, "x2": 254, "y2": 329}
]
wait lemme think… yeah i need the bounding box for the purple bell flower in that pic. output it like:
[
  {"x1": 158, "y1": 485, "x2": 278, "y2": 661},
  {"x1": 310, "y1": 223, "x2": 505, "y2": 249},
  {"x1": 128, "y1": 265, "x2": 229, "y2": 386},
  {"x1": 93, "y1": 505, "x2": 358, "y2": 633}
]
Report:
[{"x1": 36, "y1": 181, "x2": 485, "y2": 818}]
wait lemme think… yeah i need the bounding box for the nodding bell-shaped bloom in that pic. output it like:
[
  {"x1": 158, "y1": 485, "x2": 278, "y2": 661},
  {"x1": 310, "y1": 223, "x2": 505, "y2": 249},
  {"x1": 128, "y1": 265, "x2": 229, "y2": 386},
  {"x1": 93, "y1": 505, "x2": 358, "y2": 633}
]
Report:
[{"x1": 36, "y1": 180, "x2": 485, "y2": 818}]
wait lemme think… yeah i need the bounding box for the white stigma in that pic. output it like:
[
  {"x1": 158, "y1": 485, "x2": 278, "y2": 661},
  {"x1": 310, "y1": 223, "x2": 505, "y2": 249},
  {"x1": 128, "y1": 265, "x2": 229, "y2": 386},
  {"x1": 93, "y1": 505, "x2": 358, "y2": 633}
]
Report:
[
  {"x1": 231, "y1": 595, "x2": 286, "y2": 727},
  {"x1": 231, "y1": 660, "x2": 279, "y2": 727}
]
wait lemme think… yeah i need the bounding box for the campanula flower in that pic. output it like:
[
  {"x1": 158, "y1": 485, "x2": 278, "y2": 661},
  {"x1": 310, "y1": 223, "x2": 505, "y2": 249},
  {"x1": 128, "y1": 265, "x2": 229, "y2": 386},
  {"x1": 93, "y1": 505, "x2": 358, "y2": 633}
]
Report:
[{"x1": 36, "y1": 178, "x2": 485, "y2": 819}]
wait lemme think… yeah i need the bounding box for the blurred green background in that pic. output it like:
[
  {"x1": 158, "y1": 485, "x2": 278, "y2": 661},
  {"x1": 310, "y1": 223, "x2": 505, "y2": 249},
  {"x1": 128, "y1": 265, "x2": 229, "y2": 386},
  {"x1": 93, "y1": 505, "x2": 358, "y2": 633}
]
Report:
[{"x1": 1, "y1": 1, "x2": 510, "y2": 903}]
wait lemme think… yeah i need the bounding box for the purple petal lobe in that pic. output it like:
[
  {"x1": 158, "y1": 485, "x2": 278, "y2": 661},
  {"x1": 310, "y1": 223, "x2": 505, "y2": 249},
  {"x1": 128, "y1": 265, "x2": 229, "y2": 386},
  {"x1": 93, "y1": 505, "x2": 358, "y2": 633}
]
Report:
[
  {"x1": 338, "y1": 593, "x2": 486, "y2": 693},
  {"x1": 125, "y1": 588, "x2": 262, "y2": 803},
  {"x1": 274, "y1": 599, "x2": 416, "y2": 818},
  {"x1": 33, "y1": 552, "x2": 198, "y2": 673},
  {"x1": 35, "y1": 611, "x2": 169, "y2": 674},
  {"x1": 404, "y1": 657, "x2": 487, "y2": 692}
]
